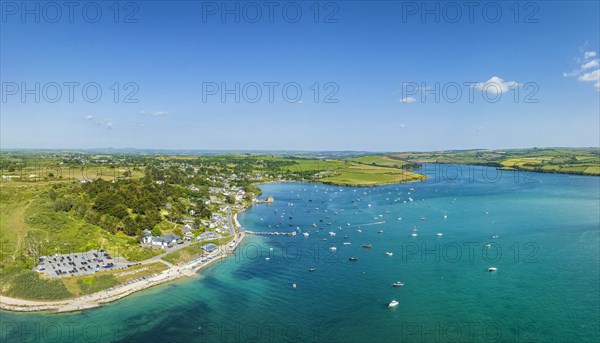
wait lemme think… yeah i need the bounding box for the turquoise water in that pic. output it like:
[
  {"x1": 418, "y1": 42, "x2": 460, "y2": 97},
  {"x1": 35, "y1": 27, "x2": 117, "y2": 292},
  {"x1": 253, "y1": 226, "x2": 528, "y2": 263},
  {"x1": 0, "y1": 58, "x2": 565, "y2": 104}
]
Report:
[{"x1": 1, "y1": 165, "x2": 599, "y2": 343}]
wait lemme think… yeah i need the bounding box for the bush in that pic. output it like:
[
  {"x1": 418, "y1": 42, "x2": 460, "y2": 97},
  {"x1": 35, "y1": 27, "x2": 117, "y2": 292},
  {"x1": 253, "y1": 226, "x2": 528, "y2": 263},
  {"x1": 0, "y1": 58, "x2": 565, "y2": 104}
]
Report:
[
  {"x1": 76, "y1": 274, "x2": 118, "y2": 295},
  {"x1": 6, "y1": 270, "x2": 72, "y2": 300}
]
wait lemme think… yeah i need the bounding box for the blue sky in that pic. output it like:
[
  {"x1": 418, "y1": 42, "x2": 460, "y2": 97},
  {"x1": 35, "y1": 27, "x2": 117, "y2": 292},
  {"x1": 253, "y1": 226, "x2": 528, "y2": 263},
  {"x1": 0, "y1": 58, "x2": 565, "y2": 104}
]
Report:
[{"x1": 1, "y1": 0, "x2": 599, "y2": 151}]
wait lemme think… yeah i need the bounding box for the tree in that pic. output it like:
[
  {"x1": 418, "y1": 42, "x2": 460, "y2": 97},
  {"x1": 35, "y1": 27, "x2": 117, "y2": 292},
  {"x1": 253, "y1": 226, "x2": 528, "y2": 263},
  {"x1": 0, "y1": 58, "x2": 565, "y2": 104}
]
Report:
[
  {"x1": 144, "y1": 212, "x2": 162, "y2": 228},
  {"x1": 111, "y1": 204, "x2": 129, "y2": 219},
  {"x1": 122, "y1": 216, "x2": 137, "y2": 236},
  {"x1": 93, "y1": 192, "x2": 116, "y2": 213},
  {"x1": 199, "y1": 208, "x2": 212, "y2": 219},
  {"x1": 53, "y1": 198, "x2": 73, "y2": 212},
  {"x1": 151, "y1": 227, "x2": 162, "y2": 237},
  {"x1": 174, "y1": 227, "x2": 183, "y2": 237}
]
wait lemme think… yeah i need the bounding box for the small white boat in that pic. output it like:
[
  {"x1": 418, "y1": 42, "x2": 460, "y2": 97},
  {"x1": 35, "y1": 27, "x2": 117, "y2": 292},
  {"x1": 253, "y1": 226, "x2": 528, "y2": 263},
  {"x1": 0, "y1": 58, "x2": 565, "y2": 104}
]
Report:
[
  {"x1": 492, "y1": 235, "x2": 499, "y2": 239},
  {"x1": 391, "y1": 281, "x2": 404, "y2": 287},
  {"x1": 328, "y1": 231, "x2": 336, "y2": 236},
  {"x1": 488, "y1": 267, "x2": 497, "y2": 272},
  {"x1": 385, "y1": 252, "x2": 393, "y2": 256},
  {"x1": 329, "y1": 246, "x2": 337, "y2": 252},
  {"x1": 443, "y1": 213, "x2": 448, "y2": 219},
  {"x1": 292, "y1": 283, "x2": 297, "y2": 288},
  {"x1": 388, "y1": 300, "x2": 399, "y2": 308},
  {"x1": 265, "y1": 257, "x2": 270, "y2": 261},
  {"x1": 343, "y1": 242, "x2": 351, "y2": 245},
  {"x1": 484, "y1": 243, "x2": 491, "y2": 248},
  {"x1": 436, "y1": 233, "x2": 443, "y2": 236},
  {"x1": 378, "y1": 230, "x2": 384, "y2": 234},
  {"x1": 357, "y1": 229, "x2": 362, "y2": 233},
  {"x1": 303, "y1": 232, "x2": 310, "y2": 237}
]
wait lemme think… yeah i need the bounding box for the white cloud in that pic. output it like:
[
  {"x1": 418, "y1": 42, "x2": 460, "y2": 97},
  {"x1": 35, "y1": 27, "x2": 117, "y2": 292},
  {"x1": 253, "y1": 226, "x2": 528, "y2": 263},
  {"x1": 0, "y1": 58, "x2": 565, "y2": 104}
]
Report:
[
  {"x1": 141, "y1": 110, "x2": 169, "y2": 116},
  {"x1": 399, "y1": 123, "x2": 406, "y2": 128},
  {"x1": 477, "y1": 126, "x2": 485, "y2": 131},
  {"x1": 151, "y1": 111, "x2": 168, "y2": 116},
  {"x1": 579, "y1": 69, "x2": 600, "y2": 89},
  {"x1": 582, "y1": 59, "x2": 599, "y2": 70},
  {"x1": 565, "y1": 50, "x2": 600, "y2": 90},
  {"x1": 473, "y1": 76, "x2": 519, "y2": 95},
  {"x1": 579, "y1": 69, "x2": 600, "y2": 82},
  {"x1": 84, "y1": 115, "x2": 112, "y2": 129},
  {"x1": 399, "y1": 97, "x2": 416, "y2": 104}
]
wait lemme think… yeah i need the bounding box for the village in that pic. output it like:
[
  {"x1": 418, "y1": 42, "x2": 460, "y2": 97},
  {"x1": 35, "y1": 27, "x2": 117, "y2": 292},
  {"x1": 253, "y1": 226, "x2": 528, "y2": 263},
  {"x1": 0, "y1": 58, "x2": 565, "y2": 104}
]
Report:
[{"x1": 33, "y1": 163, "x2": 271, "y2": 280}]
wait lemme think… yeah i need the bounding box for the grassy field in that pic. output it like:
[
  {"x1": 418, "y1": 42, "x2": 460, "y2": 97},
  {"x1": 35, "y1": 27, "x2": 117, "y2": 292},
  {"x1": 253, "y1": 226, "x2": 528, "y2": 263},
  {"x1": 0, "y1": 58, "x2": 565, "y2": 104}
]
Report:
[
  {"x1": 0, "y1": 261, "x2": 169, "y2": 299},
  {"x1": 348, "y1": 155, "x2": 414, "y2": 168},
  {"x1": 320, "y1": 163, "x2": 426, "y2": 186},
  {"x1": 0, "y1": 179, "x2": 165, "y2": 300},
  {"x1": 396, "y1": 148, "x2": 600, "y2": 176},
  {"x1": 0, "y1": 268, "x2": 72, "y2": 300},
  {"x1": 0, "y1": 183, "x2": 40, "y2": 267},
  {"x1": 258, "y1": 156, "x2": 426, "y2": 186},
  {"x1": 61, "y1": 262, "x2": 168, "y2": 297},
  {"x1": 161, "y1": 237, "x2": 233, "y2": 265}
]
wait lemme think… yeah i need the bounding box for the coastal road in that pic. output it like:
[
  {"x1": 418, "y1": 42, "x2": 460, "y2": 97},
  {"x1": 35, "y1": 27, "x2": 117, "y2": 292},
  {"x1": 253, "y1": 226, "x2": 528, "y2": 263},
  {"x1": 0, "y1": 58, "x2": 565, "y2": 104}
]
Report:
[{"x1": 227, "y1": 210, "x2": 237, "y2": 236}]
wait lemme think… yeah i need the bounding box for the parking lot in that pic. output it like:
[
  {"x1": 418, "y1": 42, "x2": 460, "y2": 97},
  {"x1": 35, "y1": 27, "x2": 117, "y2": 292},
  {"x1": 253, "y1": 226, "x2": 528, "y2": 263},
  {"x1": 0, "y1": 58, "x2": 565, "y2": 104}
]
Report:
[{"x1": 36, "y1": 250, "x2": 132, "y2": 278}]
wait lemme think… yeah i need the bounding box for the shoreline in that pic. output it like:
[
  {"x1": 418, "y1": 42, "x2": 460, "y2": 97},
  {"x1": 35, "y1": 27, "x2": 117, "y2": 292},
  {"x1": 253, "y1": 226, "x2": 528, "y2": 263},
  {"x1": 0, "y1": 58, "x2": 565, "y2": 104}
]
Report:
[
  {"x1": 1, "y1": 177, "x2": 423, "y2": 314},
  {"x1": 254, "y1": 176, "x2": 428, "y2": 188},
  {"x1": 0, "y1": 215, "x2": 248, "y2": 314}
]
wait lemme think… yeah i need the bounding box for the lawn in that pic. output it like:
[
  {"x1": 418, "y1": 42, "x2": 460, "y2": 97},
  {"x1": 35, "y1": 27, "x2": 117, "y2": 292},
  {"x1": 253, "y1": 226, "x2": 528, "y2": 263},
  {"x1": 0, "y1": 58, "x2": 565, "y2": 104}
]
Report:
[
  {"x1": 61, "y1": 262, "x2": 168, "y2": 297},
  {"x1": 0, "y1": 183, "x2": 39, "y2": 266},
  {"x1": 161, "y1": 237, "x2": 233, "y2": 265},
  {"x1": 348, "y1": 155, "x2": 413, "y2": 169},
  {"x1": 320, "y1": 163, "x2": 426, "y2": 186}
]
